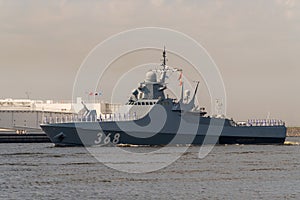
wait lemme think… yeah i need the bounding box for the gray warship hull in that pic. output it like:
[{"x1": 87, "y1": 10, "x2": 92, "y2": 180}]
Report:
[{"x1": 41, "y1": 116, "x2": 286, "y2": 146}]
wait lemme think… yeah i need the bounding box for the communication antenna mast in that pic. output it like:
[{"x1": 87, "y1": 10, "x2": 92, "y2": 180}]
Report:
[
  {"x1": 161, "y1": 46, "x2": 168, "y2": 68},
  {"x1": 215, "y1": 99, "x2": 223, "y2": 116},
  {"x1": 25, "y1": 91, "x2": 31, "y2": 99},
  {"x1": 267, "y1": 112, "x2": 270, "y2": 119}
]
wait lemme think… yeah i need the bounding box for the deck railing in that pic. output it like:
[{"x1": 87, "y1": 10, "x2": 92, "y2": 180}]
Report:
[
  {"x1": 236, "y1": 119, "x2": 285, "y2": 127},
  {"x1": 43, "y1": 113, "x2": 138, "y2": 124}
]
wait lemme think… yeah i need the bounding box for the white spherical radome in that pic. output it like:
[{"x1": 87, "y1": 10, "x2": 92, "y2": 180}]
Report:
[{"x1": 145, "y1": 71, "x2": 157, "y2": 83}]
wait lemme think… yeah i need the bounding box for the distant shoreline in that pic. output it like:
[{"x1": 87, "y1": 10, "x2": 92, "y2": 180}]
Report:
[{"x1": 287, "y1": 127, "x2": 300, "y2": 137}]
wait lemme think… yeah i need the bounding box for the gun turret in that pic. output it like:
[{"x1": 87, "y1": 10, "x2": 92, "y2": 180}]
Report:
[{"x1": 81, "y1": 101, "x2": 97, "y2": 121}]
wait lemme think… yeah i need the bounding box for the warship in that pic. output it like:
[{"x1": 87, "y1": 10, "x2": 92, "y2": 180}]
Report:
[{"x1": 41, "y1": 49, "x2": 286, "y2": 146}]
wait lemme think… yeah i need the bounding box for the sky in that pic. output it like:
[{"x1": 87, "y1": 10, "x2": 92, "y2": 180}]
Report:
[{"x1": 0, "y1": 0, "x2": 299, "y2": 126}]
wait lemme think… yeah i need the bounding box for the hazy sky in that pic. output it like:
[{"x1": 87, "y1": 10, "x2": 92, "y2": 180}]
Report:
[{"x1": 0, "y1": 0, "x2": 299, "y2": 126}]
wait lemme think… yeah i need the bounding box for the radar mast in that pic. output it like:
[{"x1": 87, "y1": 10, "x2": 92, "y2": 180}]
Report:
[
  {"x1": 159, "y1": 46, "x2": 168, "y2": 83},
  {"x1": 162, "y1": 46, "x2": 167, "y2": 68}
]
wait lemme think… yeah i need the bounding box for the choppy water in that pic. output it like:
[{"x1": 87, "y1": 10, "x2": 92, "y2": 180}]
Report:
[{"x1": 1, "y1": 137, "x2": 300, "y2": 199}]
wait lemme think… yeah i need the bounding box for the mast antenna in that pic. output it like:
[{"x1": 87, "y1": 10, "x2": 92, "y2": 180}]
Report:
[{"x1": 162, "y1": 46, "x2": 167, "y2": 68}]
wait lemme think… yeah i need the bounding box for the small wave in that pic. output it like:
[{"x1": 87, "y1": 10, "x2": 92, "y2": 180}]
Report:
[
  {"x1": 116, "y1": 144, "x2": 148, "y2": 147},
  {"x1": 116, "y1": 144, "x2": 194, "y2": 147},
  {"x1": 284, "y1": 141, "x2": 300, "y2": 145},
  {"x1": 61, "y1": 162, "x2": 96, "y2": 166},
  {"x1": 0, "y1": 152, "x2": 45, "y2": 156},
  {"x1": 250, "y1": 168, "x2": 283, "y2": 171}
]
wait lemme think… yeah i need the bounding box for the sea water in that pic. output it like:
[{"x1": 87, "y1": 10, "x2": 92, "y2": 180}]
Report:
[{"x1": 1, "y1": 137, "x2": 300, "y2": 199}]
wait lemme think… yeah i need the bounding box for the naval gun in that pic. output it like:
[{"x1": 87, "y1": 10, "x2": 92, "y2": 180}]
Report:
[{"x1": 81, "y1": 101, "x2": 97, "y2": 121}]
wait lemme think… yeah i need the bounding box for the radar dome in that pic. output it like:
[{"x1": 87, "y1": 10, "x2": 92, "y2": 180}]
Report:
[{"x1": 145, "y1": 71, "x2": 157, "y2": 83}]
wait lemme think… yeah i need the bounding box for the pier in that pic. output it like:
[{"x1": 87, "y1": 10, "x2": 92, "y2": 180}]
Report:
[{"x1": 0, "y1": 131, "x2": 50, "y2": 143}]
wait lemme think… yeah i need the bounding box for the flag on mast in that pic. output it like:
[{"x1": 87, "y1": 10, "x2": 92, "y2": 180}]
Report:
[
  {"x1": 88, "y1": 91, "x2": 102, "y2": 96},
  {"x1": 178, "y1": 71, "x2": 183, "y2": 86},
  {"x1": 178, "y1": 71, "x2": 182, "y2": 80}
]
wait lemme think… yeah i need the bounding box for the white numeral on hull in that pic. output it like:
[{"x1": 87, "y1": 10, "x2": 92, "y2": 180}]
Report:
[{"x1": 94, "y1": 132, "x2": 120, "y2": 145}]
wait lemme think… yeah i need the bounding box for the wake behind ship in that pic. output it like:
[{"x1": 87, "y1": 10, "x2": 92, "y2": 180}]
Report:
[{"x1": 41, "y1": 49, "x2": 286, "y2": 146}]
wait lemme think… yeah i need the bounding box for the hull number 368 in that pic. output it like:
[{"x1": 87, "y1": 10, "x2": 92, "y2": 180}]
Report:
[{"x1": 94, "y1": 133, "x2": 120, "y2": 145}]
